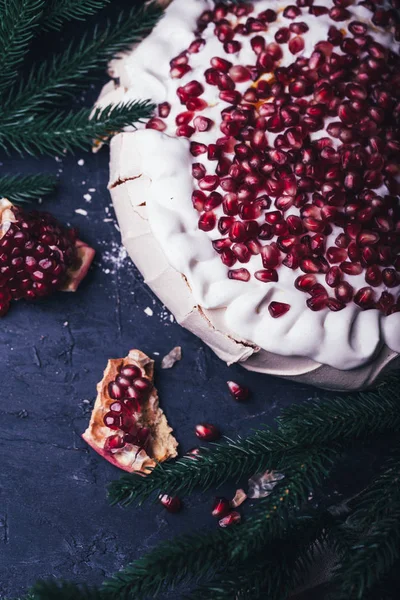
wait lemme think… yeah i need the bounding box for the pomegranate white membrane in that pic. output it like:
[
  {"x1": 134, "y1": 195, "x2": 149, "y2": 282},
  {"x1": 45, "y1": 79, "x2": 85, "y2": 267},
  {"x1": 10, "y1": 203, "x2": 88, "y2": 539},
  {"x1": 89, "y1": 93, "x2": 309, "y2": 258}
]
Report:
[{"x1": 101, "y1": 0, "x2": 400, "y2": 376}]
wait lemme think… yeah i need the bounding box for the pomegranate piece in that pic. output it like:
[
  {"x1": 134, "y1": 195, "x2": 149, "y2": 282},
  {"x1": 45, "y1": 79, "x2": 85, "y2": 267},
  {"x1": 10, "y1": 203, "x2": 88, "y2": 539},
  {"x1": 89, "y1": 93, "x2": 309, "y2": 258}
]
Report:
[
  {"x1": 268, "y1": 301, "x2": 291, "y2": 318},
  {"x1": 195, "y1": 423, "x2": 221, "y2": 442},
  {"x1": 219, "y1": 511, "x2": 241, "y2": 528},
  {"x1": 227, "y1": 380, "x2": 250, "y2": 401},
  {"x1": 211, "y1": 497, "x2": 231, "y2": 518},
  {"x1": 82, "y1": 350, "x2": 178, "y2": 473},
  {"x1": 0, "y1": 199, "x2": 94, "y2": 316},
  {"x1": 159, "y1": 494, "x2": 182, "y2": 513}
]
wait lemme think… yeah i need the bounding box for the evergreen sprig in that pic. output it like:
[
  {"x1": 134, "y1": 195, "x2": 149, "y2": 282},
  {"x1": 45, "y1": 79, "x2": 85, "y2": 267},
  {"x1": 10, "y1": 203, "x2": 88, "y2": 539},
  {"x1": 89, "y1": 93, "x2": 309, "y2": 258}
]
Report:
[
  {"x1": 0, "y1": 100, "x2": 155, "y2": 156},
  {"x1": 108, "y1": 375, "x2": 400, "y2": 507},
  {"x1": 0, "y1": 0, "x2": 45, "y2": 95},
  {"x1": 0, "y1": 174, "x2": 58, "y2": 202},
  {"x1": 42, "y1": 0, "x2": 111, "y2": 31},
  {"x1": 332, "y1": 449, "x2": 400, "y2": 599},
  {"x1": 0, "y1": 1, "x2": 163, "y2": 129}
]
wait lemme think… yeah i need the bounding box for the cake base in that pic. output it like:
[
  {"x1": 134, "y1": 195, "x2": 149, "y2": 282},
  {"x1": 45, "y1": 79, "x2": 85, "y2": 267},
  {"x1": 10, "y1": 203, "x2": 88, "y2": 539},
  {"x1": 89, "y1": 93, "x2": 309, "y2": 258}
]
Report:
[{"x1": 106, "y1": 130, "x2": 399, "y2": 392}]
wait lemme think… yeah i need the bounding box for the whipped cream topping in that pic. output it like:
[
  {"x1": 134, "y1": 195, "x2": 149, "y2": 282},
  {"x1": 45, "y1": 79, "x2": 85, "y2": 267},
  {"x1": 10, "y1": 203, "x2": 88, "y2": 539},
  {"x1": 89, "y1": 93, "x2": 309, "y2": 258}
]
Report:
[{"x1": 108, "y1": 0, "x2": 400, "y2": 370}]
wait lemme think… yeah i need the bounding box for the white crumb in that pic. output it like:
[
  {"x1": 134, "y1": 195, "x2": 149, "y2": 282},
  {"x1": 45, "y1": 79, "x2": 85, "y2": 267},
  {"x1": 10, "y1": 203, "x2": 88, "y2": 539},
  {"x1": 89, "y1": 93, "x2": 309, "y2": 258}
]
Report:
[
  {"x1": 103, "y1": 218, "x2": 114, "y2": 223},
  {"x1": 63, "y1": 321, "x2": 68, "y2": 327},
  {"x1": 75, "y1": 208, "x2": 88, "y2": 216},
  {"x1": 83, "y1": 194, "x2": 92, "y2": 202},
  {"x1": 88, "y1": 188, "x2": 96, "y2": 193},
  {"x1": 114, "y1": 223, "x2": 121, "y2": 232},
  {"x1": 153, "y1": 352, "x2": 160, "y2": 356},
  {"x1": 100, "y1": 242, "x2": 128, "y2": 275},
  {"x1": 77, "y1": 159, "x2": 85, "y2": 166},
  {"x1": 144, "y1": 307, "x2": 154, "y2": 316}
]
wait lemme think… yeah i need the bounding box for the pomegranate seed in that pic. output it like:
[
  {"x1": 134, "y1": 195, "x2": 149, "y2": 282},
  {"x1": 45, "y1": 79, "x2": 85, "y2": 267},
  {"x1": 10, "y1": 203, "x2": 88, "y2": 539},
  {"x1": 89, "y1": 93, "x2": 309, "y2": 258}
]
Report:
[
  {"x1": 146, "y1": 118, "x2": 166, "y2": 131},
  {"x1": 349, "y1": 21, "x2": 367, "y2": 35},
  {"x1": 228, "y1": 268, "x2": 250, "y2": 282},
  {"x1": 212, "y1": 239, "x2": 231, "y2": 254},
  {"x1": 205, "y1": 68, "x2": 220, "y2": 86},
  {"x1": 268, "y1": 301, "x2": 291, "y2": 318},
  {"x1": 382, "y1": 268, "x2": 398, "y2": 288},
  {"x1": 211, "y1": 56, "x2": 232, "y2": 73},
  {"x1": 205, "y1": 192, "x2": 223, "y2": 212},
  {"x1": 259, "y1": 9, "x2": 277, "y2": 22},
  {"x1": 159, "y1": 495, "x2": 182, "y2": 513},
  {"x1": 192, "y1": 163, "x2": 206, "y2": 180},
  {"x1": 307, "y1": 294, "x2": 328, "y2": 311},
  {"x1": 232, "y1": 243, "x2": 250, "y2": 263},
  {"x1": 199, "y1": 175, "x2": 219, "y2": 191},
  {"x1": 190, "y1": 142, "x2": 207, "y2": 156},
  {"x1": 224, "y1": 40, "x2": 242, "y2": 54},
  {"x1": 251, "y1": 35, "x2": 266, "y2": 54},
  {"x1": 283, "y1": 5, "x2": 301, "y2": 19},
  {"x1": 275, "y1": 27, "x2": 290, "y2": 43},
  {"x1": 227, "y1": 381, "x2": 250, "y2": 401},
  {"x1": 229, "y1": 65, "x2": 251, "y2": 83},
  {"x1": 192, "y1": 190, "x2": 206, "y2": 211},
  {"x1": 176, "y1": 125, "x2": 195, "y2": 137},
  {"x1": 188, "y1": 38, "x2": 205, "y2": 54},
  {"x1": 340, "y1": 262, "x2": 363, "y2": 276},
  {"x1": 221, "y1": 249, "x2": 236, "y2": 267},
  {"x1": 171, "y1": 64, "x2": 191, "y2": 78},
  {"x1": 158, "y1": 102, "x2": 171, "y2": 118},
  {"x1": 330, "y1": 6, "x2": 350, "y2": 20},
  {"x1": 195, "y1": 423, "x2": 221, "y2": 441},
  {"x1": 104, "y1": 434, "x2": 125, "y2": 451},
  {"x1": 327, "y1": 247, "x2": 347, "y2": 264},
  {"x1": 198, "y1": 212, "x2": 216, "y2": 232},
  {"x1": 194, "y1": 116, "x2": 213, "y2": 132},
  {"x1": 219, "y1": 90, "x2": 242, "y2": 104},
  {"x1": 295, "y1": 274, "x2": 317, "y2": 291},
  {"x1": 103, "y1": 412, "x2": 123, "y2": 430},
  {"x1": 365, "y1": 266, "x2": 383, "y2": 287},
  {"x1": 354, "y1": 287, "x2": 375, "y2": 309},
  {"x1": 219, "y1": 511, "x2": 241, "y2": 528},
  {"x1": 219, "y1": 216, "x2": 235, "y2": 234},
  {"x1": 212, "y1": 497, "x2": 231, "y2": 518},
  {"x1": 261, "y1": 244, "x2": 280, "y2": 268},
  {"x1": 290, "y1": 21, "x2": 309, "y2": 33},
  {"x1": 289, "y1": 36, "x2": 305, "y2": 54},
  {"x1": 326, "y1": 266, "x2": 342, "y2": 287},
  {"x1": 327, "y1": 298, "x2": 345, "y2": 312},
  {"x1": 255, "y1": 269, "x2": 279, "y2": 283}
]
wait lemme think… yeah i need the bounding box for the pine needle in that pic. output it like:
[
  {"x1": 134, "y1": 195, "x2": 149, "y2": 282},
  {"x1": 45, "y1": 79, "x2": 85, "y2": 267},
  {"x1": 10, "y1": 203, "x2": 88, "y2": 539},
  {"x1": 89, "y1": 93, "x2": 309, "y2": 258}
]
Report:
[
  {"x1": 0, "y1": 174, "x2": 57, "y2": 203},
  {"x1": 0, "y1": 100, "x2": 155, "y2": 156},
  {"x1": 31, "y1": 581, "x2": 104, "y2": 600},
  {"x1": 0, "y1": 1, "x2": 163, "y2": 127},
  {"x1": 42, "y1": 0, "x2": 111, "y2": 31},
  {"x1": 0, "y1": 0, "x2": 45, "y2": 95}
]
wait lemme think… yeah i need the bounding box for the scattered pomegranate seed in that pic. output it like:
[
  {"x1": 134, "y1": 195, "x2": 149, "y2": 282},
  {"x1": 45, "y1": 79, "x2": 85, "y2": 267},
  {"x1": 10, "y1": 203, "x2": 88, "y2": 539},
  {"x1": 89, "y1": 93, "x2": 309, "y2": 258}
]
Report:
[
  {"x1": 219, "y1": 511, "x2": 241, "y2": 528},
  {"x1": 195, "y1": 423, "x2": 221, "y2": 442},
  {"x1": 159, "y1": 495, "x2": 182, "y2": 513},
  {"x1": 212, "y1": 497, "x2": 231, "y2": 518},
  {"x1": 227, "y1": 381, "x2": 250, "y2": 401}
]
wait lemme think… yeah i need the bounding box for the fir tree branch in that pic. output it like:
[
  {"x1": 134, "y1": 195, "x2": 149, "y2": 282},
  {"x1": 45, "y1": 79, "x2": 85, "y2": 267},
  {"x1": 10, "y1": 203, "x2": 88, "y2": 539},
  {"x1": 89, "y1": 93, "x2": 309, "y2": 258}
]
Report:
[
  {"x1": 278, "y1": 374, "x2": 400, "y2": 446},
  {"x1": 0, "y1": 174, "x2": 58, "y2": 202},
  {"x1": 187, "y1": 512, "x2": 334, "y2": 600},
  {"x1": 108, "y1": 376, "x2": 400, "y2": 507},
  {"x1": 31, "y1": 582, "x2": 104, "y2": 600},
  {"x1": 332, "y1": 449, "x2": 400, "y2": 599},
  {"x1": 0, "y1": 100, "x2": 155, "y2": 156},
  {"x1": 0, "y1": 0, "x2": 45, "y2": 95},
  {"x1": 42, "y1": 0, "x2": 111, "y2": 31},
  {"x1": 0, "y1": 2, "x2": 163, "y2": 126}
]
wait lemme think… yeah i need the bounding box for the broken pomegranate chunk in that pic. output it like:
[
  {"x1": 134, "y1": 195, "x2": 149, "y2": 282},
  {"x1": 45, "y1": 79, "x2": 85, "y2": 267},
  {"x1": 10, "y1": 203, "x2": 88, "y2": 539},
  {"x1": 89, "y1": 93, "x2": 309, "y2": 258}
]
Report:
[
  {"x1": 82, "y1": 350, "x2": 178, "y2": 473},
  {"x1": 0, "y1": 199, "x2": 94, "y2": 316}
]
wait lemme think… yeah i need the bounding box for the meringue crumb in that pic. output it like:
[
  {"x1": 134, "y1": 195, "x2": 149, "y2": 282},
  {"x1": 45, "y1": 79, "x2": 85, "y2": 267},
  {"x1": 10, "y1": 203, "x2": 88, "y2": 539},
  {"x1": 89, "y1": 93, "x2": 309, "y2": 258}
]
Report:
[
  {"x1": 83, "y1": 194, "x2": 92, "y2": 202},
  {"x1": 144, "y1": 307, "x2": 154, "y2": 317},
  {"x1": 77, "y1": 159, "x2": 85, "y2": 166},
  {"x1": 75, "y1": 208, "x2": 88, "y2": 216}
]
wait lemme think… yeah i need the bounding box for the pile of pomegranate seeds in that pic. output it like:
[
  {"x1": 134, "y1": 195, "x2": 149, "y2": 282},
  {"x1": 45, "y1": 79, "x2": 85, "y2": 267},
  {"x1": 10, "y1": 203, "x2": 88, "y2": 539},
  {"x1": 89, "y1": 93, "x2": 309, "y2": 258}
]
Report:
[
  {"x1": 0, "y1": 202, "x2": 94, "y2": 316},
  {"x1": 148, "y1": 0, "x2": 400, "y2": 316},
  {"x1": 103, "y1": 363, "x2": 153, "y2": 452}
]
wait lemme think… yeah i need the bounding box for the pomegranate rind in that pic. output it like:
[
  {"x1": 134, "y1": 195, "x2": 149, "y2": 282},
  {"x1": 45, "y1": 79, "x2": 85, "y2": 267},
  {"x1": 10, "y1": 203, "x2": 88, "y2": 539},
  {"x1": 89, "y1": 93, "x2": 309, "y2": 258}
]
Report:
[
  {"x1": 62, "y1": 239, "x2": 96, "y2": 292},
  {"x1": 82, "y1": 349, "x2": 178, "y2": 473}
]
